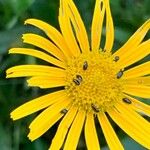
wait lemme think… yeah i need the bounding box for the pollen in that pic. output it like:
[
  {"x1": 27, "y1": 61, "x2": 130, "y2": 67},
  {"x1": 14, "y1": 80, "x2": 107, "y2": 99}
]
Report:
[{"x1": 65, "y1": 51, "x2": 124, "y2": 113}]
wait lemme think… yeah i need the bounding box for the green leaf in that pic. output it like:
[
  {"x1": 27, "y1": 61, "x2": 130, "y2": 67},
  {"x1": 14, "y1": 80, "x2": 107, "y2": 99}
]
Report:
[{"x1": 10, "y1": 0, "x2": 35, "y2": 16}]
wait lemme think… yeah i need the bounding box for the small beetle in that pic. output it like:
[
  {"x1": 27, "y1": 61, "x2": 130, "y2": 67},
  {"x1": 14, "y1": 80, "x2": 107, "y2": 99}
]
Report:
[
  {"x1": 76, "y1": 74, "x2": 83, "y2": 82},
  {"x1": 91, "y1": 103, "x2": 100, "y2": 113},
  {"x1": 116, "y1": 70, "x2": 124, "y2": 79},
  {"x1": 60, "y1": 109, "x2": 68, "y2": 114},
  {"x1": 114, "y1": 56, "x2": 120, "y2": 62},
  {"x1": 73, "y1": 79, "x2": 81, "y2": 85},
  {"x1": 73, "y1": 74, "x2": 83, "y2": 85},
  {"x1": 83, "y1": 61, "x2": 88, "y2": 70},
  {"x1": 122, "y1": 98, "x2": 132, "y2": 104},
  {"x1": 103, "y1": 49, "x2": 106, "y2": 52}
]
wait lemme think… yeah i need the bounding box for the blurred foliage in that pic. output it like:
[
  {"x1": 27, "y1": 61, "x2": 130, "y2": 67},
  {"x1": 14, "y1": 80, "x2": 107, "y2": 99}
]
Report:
[{"x1": 0, "y1": 0, "x2": 149, "y2": 150}]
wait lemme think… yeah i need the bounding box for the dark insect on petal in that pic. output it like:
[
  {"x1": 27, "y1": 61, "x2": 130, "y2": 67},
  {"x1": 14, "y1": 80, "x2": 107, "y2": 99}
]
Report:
[
  {"x1": 116, "y1": 70, "x2": 124, "y2": 79},
  {"x1": 76, "y1": 74, "x2": 83, "y2": 82},
  {"x1": 91, "y1": 103, "x2": 100, "y2": 113},
  {"x1": 73, "y1": 79, "x2": 80, "y2": 85},
  {"x1": 83, "y1": 61, "x2": 88, "y2": 70},
  {"x1": 60, "y1": 109, "x2": 68, "y2": 114},
  {"x1": 103, "y1": 49, "x2": 106, "y2": 52},
  {"x1": 114, "y1": 56, "x2": 120, "y2": 62},
  {"x1": 122, "y1": 98, "x2": 132, "y2": 104}
]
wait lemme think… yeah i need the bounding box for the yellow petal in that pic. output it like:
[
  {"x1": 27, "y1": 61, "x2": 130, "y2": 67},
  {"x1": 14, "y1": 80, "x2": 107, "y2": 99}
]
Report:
[
  {"x1": 85, "y1": 113, "x2": 100, "y2": 150},
  {"x1": 116, "y1": 103, "x2": 150, "y2": 133},
  {"x1": 23, "y1": 33, "x2": 66, "y2": 62},
  {"x1": 123, "y1": 61, "x2": 150, "y2": 79},
  {"x1": 91, "y1": 0, "x2": 105, "y2": 51},
  {"x1": 123, "y1": 76, "x2": 150, "y2": 86},
  {"x1": 113, "y1": 19, "x2": 150, "y2": 57},
  {"x1": 123, "y1": 84, "x2": 150, "y2": 99},
  {"x1": 104, "y1": 0, "x2": 114, "y2": 52},
  {"x1": 29, "y1": 113, "x2": 62, "y2": 141},
  {"x1": 108, "y1": 107, "x2": 150, "y2": 149},
  {"x1": 59, "y1": 0, "x2": 81, "y2": 57},
  {"x1": 9, "y1": 48, "x2": 66, "y2": 69},
  {"x1": 64, "y1": 110, "x2": 86, "y2": 150},
  {"x1": 28, "y1": 97, "x2": 70, "y2": 141},
  {"x1": 116, "y1": 40, "x2": 150, "y2": 68},
  {"x1": 49, "y1": 107, "x2": 78, "y2": 150},
  {"x1": 123, "y1": 94, "x2": 150, "y2": 116},
  {"x1": 11, "y1": 90, "x2": 67, "y2": 120},
  {"x1": 27, "y1": 76, "x2": 66, "y2": 88},
  {"x1": 25, "y1": 19, "x2": 72, "y2": 58},
  {"x1": 6, "y1": 65, "x2": 66, "y2": 78},
  {"x1": 98, "y1": 112, "x2": 124, "y2": 150},
  {"x1": 65, "y1": 0, "x2": 90, "y2": 53}
]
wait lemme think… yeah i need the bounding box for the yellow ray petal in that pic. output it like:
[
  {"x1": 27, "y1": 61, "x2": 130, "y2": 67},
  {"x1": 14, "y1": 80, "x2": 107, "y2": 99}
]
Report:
[
  {"x1": 6, "y1": 65, "x2": 66, "y2": 78},
  {"x1": 113, "y1": 19, "x2": 150, "y2": 57},
  {"x1": 9, "y1": 48, "x2": 66, "y2": 69},
  {"x1": 27, "y1": 76, "x2": 66, "y2": 88},
  {"x1": 65, "y1": 0, "x2": 90, "y2": 53},
  {"x1": 7, "y1": 71, "x2": 56, "y2": 78},
  {"x1": 11, "y1": 90, "x2": 66, "y2": 120},
  {"x1": 85, "y1": 113, "x2": 100, "y2": 150},
  {"x1": 25, "y1": 19, "x2": 72, "y2": 58},
  {"x1": 104, "y1": 0, "x2": 114, "y2": 52},
  {"x1": 59, "y1": 0, "x2": 81, "y2": 57},
  {"x1": 23, "y1": 33, "x2": 66, "y2": 62},
  {"x1": 108, "y1": 107, "x2": 150, "y2": 149},
  {"x1": 29, "y1": 113, "x2": 63, "y2": 141},
  {"x1": 28, "y1": 97, "x2": 70, "y2": 141},
  {"x1": 123, "y1": 94, "x2": 150, "y2": 116},
  {"x1": 98, "y1": 112, "x2": 123, "y2": 150},
  {"x1": 49, "y1": 107, "x2": 78, "y2": 150},
  {"x1": 123, "y1": 76, "x2": 150, "y2": 86},
  {"x1": 116, "y1": 103, "x2": 150, "y2": 133},
  {"x1": 116, "y1": 40, "x2": 150, "y2": 68},
  {"x1": 123, "y1": 61, "x2": 150, "y2": 79},
  {"x1": 123, "y1": 84, "x2": 150, "y2": 99},
  {"x1": 91, "y1": 0, "x2": 105, "y2": 51},
  {"x1": 64, "y1": 110, "x2": 86, "y2": 150}
]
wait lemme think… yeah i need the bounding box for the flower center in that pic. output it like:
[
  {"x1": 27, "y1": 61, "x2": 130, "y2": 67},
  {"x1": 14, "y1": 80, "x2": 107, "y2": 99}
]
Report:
[{"x1": 65, "y1": 51, "x2": 124, "y2": 113}]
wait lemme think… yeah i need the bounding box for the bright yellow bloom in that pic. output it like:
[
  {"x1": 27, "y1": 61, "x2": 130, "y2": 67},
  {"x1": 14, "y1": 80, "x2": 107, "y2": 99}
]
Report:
[{"x1": 7, "y1": 0, "x2": 150, "y2": 149}]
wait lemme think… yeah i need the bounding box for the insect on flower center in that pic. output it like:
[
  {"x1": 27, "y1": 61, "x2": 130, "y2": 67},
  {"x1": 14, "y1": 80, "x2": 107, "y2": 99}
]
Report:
[{"x1": 65, "y1": 51, "x2": 124, "y2": 113}]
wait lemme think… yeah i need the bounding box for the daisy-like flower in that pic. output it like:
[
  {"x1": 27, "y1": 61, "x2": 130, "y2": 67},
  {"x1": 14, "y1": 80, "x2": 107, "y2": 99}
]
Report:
[{"x1": 7, "y1": 0, "x2": 150, "y2": 149}]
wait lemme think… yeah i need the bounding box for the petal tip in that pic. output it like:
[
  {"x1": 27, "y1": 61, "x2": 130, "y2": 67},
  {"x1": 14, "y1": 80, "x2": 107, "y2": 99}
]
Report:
[
  {"x1": 10, "y1": 112, "x2": 16, "y2": 121},
  {"x1": 24, "y1": 18, "x2": 34, "y2": 25},
  {"x1": 24, "y1": 20, "x2": 28, "y2": 25},
  {"x1": 8, "y1": 49, "x2": 14, "y2": 54},
  {"x1": 27, "y1": 133, "x2": 34, "y2": 142}
]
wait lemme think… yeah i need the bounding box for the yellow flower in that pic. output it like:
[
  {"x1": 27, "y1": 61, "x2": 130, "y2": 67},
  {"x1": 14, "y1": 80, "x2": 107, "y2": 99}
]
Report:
[{"x1": 7, "y1": 0, "x2": 150, "y2": 149}]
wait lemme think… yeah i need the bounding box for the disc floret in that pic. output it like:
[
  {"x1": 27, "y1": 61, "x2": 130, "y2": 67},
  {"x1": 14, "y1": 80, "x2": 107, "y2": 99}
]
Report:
[{"x1": 65, "y1": 51, "x2": 124, "y2": 113}]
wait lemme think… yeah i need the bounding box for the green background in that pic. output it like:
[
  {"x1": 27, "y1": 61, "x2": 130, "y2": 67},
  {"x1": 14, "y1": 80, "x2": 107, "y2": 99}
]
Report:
[{"x1": 0, "y1": 0, "x2": 149, "y2": 149}]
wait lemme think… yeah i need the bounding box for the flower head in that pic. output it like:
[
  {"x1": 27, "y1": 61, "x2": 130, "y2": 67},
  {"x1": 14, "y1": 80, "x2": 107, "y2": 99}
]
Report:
[{"x1": 7, "y1": 0, "x2": 150, "y2": 149}]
